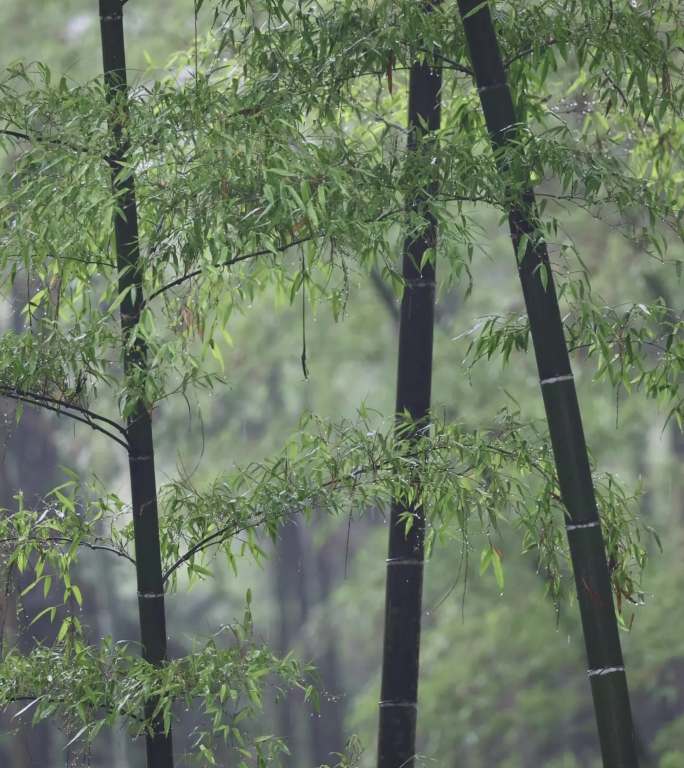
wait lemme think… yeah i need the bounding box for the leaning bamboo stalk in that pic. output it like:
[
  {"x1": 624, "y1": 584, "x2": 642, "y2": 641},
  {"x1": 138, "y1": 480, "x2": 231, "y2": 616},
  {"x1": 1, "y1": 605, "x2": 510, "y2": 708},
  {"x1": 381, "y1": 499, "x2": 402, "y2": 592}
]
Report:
[
  {"x1": 376, "y1": 35, "x2": 442, "y2": 768},
  {"x1": 457, "y1": 2, "x2": 638, "y2": 765},
  {"x1": 99, "y1": 3, "x2": 174, "y2": 767}
]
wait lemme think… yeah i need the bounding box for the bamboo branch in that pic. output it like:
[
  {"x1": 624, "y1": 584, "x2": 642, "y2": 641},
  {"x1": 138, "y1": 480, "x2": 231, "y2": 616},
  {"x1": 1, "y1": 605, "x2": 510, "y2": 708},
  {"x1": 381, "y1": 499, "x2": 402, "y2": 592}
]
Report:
[
  {"x1": 422, "y1": 50, "x2": 473, "y2": 76},
  {"x1": 503, "y1": 37, "x2": 558, "y2": 69},
  {"x1": 0, "y1": 536, "x2": 135, "y2": 565},
  {"x1": 162, "y1": 517, "x2": 269, "y2": 584},
  {"x1": 162, "y1": 437, "x2": 500, "y2": 585},
  {"x1": 144, "y1": 207, "x2": 407, "y2": 305},
  {"x1": 0, "y1": 128, "x2": 91, "y2": 157},
  {"x1": 0, "y1": 387, "x2": 126, "y2": 435},
  {"x1": 5, "y1": 695, "x2": 144, "y2": 724},
  {"x1": 0, "y1": 388, "x2": 129, "y2": 450},
  {"x1": 145, "y1": 235, "x2": 315, "y2": 305}
]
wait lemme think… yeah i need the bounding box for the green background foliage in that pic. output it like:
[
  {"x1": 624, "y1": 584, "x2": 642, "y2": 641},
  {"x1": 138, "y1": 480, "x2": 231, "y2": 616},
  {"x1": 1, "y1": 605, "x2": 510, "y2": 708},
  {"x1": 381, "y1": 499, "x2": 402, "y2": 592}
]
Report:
[{"x1": 0, "y1": 1, "x2": 682, "y2": 767}]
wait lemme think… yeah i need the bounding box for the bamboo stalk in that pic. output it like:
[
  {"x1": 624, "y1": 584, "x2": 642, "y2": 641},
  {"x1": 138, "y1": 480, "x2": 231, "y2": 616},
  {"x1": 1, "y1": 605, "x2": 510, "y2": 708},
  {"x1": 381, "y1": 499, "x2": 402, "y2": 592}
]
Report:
[
  {"x1": 376, "y1": 41, "x2": 442, "y2": 768},
  {"x1": 98, "y1": 3, "x2": 174, "y2": 767},
  {"x1": 457, "y1": 3, "x2": 638, "y2": 765}
]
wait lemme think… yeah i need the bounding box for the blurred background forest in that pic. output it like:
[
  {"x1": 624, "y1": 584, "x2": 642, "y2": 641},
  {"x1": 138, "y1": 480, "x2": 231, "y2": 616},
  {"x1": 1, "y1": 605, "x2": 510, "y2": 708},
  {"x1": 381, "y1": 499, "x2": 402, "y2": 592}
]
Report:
[{"x1": 0, "y1": 2, "x2": 682, "y2": 767}]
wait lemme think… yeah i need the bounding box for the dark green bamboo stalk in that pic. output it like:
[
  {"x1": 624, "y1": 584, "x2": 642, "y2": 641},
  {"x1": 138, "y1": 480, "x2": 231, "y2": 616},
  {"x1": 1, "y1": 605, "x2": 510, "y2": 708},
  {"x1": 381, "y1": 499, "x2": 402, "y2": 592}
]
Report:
[
  {"x1": 99, "y1": 3, "x2": 174, "y2": 767},
  {"x1": 376, "y1": 45, "x2": 442, "y2": 768},
  {"x1": 457, "y1": 2, "x2": 638, "y2": 765}
]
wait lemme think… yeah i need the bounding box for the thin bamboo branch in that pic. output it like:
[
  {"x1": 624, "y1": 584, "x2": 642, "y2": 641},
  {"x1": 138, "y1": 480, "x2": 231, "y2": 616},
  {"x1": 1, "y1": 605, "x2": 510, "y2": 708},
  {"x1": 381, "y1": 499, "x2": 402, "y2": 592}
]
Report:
[
  {"x1": 0, "y1": 389, "x2": 129, "y2": 449},
  {"x1": 144, "y1": 206, "x2": 409, "y2": 306},
  {"x1": 5, "y1": 695, "x2": 144, "y2": 724},
  {"x1": 0, "y1": 128, "x2": 90, "y2": 157},
  {"x1": 0, "y1": 536, "x2": 135, "y2": 565},
  {"x1": 503, "y1": 37, "x2": 558, "y2": 69},
  {"x1": 422, "y1": 50, "x2": 473, "y2": 76},
  {"x1": 0, "y1": 387, "x2": 127, "y2": 435},
  {"x1": 145, "y1": 235, "x2": 315, "y2": 305},
  {"x1": 163, "y1": 442, "x2": 496, "y2": 584}
]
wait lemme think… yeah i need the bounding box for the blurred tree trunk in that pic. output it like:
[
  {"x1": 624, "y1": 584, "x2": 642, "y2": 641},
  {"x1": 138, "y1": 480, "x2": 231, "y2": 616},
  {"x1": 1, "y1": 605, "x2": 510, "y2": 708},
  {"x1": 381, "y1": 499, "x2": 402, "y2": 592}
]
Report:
[
  {"x1": 0, "y1": 285, "x2": 59, "y2": 767},
  {"x1": 273, "y1": 520, "x2": 310, "y2": 764},
  {"x1": 673, "y1": 428, "x2": 684, "y2": 522},
  {"x1": 310, "y1": 535, "x2": 346, "y2": 767},
  {"x1": 643, "y1": 272, "x2": 684, "y2": 522}
]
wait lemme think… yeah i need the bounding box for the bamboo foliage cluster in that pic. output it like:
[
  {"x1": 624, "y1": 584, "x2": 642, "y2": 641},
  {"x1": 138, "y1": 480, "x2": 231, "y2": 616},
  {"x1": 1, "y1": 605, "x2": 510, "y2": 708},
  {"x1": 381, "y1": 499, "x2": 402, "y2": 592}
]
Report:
[
  {"x1": 0, "y1": 0, "x2": 681, "y2": 766},
  {"x1": 463, "y1": 296, "x2": 684, "y2": 427},
  {"x1": 0, "y1": 411, "x2": 653, "y2": 605},
  {"x1": 0, "y1": 619, "x2": 310, "y2": 765}
]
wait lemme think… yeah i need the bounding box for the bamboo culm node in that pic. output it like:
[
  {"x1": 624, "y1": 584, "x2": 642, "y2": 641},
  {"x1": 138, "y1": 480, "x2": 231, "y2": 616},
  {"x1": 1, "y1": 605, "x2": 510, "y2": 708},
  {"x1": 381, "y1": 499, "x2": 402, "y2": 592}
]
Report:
[
  {"x1": 566, "y1": 521, "x2": 601, "y2": 532},
  {"x1": 540, "y1": 374, "x2": 575, "y2": 385},
  {"x1": 589, "y1": 667, "x2": 626, "y2": 678}
]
